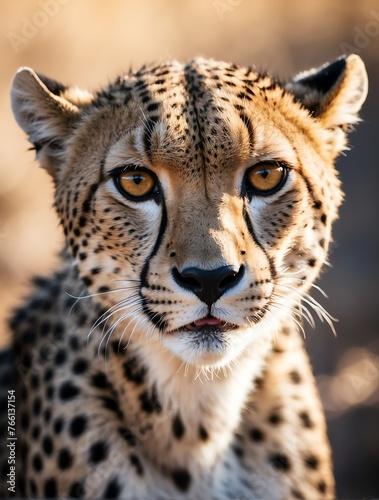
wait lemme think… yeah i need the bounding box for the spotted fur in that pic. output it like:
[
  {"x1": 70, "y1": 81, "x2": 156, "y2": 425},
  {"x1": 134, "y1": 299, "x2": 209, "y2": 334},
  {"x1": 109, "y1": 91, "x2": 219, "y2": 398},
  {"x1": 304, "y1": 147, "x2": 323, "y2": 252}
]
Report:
[{"x1": 1, "y1": 54, "x2": 367, "y2": 499}]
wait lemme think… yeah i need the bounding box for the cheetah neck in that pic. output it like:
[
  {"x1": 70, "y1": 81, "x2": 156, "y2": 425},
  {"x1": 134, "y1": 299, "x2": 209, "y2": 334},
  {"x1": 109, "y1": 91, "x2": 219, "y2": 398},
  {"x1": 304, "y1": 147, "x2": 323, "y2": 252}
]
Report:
[{"x1": 107, "y1": 330, "x2": 273, "y2": 469}]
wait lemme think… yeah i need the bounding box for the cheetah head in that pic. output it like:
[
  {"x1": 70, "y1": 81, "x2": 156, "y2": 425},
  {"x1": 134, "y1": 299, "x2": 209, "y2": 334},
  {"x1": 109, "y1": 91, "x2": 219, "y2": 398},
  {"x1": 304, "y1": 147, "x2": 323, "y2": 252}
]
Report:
[{"x1": 11, "y1": 55, "x2": 367, "y2": 368}]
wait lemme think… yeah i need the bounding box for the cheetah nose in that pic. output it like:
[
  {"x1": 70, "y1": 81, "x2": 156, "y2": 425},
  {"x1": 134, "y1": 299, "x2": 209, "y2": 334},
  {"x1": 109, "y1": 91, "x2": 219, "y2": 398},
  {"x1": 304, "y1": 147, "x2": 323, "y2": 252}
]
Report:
[{"x1": 172, "y1": 265, "x2": 245, "y2": 307}]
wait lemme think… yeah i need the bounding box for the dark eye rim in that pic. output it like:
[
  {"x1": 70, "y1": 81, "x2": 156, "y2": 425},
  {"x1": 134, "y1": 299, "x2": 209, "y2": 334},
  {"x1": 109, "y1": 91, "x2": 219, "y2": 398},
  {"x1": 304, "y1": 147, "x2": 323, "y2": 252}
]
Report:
[
  {"x1": 244, "y1": 161, "x2": 290, "y2": 198},
  {"x1": 111, "y1": 166, "x2": 160, "y2": 202}
]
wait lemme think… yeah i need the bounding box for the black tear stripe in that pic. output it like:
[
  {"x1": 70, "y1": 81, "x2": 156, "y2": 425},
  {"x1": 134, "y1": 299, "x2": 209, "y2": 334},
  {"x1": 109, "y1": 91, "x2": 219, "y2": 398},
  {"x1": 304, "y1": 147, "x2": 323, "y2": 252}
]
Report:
[
  {"x1": 281, "y1": 141, "x2": 320, "y2": 208},
  {"x1": 243, "y1": 201, "x2": 276, "y2": 279},
  {"x1": 298, "y1": 170, "x2": 318, "y2": 206},
  {"x1": 139, "y1": 198, "x2": 168, "y2": 331}
]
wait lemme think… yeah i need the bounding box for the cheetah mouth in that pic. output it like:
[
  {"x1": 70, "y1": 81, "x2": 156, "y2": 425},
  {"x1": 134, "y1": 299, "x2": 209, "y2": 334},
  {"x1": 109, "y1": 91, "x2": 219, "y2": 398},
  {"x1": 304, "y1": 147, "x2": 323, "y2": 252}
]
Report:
[{"x1": 173, "y1": 316, "x2": 239, "y2": 334}]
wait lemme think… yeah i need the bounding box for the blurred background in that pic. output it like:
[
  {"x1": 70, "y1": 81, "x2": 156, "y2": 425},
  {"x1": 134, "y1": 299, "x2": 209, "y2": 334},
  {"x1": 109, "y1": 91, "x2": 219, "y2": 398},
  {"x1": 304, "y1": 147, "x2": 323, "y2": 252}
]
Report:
[{"x1": 1, "y1": 0, "x2": 378, "y2": 496}]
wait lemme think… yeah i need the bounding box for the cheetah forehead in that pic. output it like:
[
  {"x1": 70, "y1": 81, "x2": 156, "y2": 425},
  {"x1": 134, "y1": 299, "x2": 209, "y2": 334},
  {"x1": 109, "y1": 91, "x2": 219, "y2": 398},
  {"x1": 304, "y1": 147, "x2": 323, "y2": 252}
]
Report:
[{"x1": 90, "y1": 58, "x2": 314, "y2": 178}]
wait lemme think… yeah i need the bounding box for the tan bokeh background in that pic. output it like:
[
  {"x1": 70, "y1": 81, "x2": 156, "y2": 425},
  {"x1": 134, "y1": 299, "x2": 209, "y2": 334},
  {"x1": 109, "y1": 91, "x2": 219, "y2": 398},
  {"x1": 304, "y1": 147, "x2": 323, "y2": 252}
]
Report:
[{"x1": 1, "y1": 0, "x2": 378, "y2": 495}]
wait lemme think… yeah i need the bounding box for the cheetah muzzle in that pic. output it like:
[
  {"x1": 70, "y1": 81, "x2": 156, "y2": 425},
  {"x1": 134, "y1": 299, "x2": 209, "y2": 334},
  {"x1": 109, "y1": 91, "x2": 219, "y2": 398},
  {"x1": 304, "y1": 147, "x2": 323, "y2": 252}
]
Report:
[{"x1": 2, "y1": 54, "x2": 367, "y2": 499}]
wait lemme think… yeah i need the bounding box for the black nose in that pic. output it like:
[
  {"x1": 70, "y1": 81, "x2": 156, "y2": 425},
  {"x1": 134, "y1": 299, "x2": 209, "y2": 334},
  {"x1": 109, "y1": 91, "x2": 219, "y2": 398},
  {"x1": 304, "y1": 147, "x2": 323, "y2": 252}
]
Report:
[{"x1": 172, "y1": 265, "x2": 245, "y2": 306}]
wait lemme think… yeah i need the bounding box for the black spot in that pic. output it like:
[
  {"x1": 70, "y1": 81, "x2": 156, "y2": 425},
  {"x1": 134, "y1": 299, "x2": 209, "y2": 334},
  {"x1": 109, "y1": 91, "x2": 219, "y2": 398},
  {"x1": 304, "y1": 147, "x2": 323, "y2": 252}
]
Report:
[
  {"x1": 172, "y1": 468, "x2": 192, "y2": 492},
  {"x1": 46, "y1": 385, "x2": 54, "y2": 400},
  {"x1": 79, "y1": 216, "x2": 87, "y2": 227},
  {"x1": 53, "y1": 417, "x2": 64, "y2": 434},
  {"x1": 320, "y1": 213, "x2": 327, "y2": 224},
  {"x1": 44, "y1": 407, "x2": 52, "y2": 423},
  {"x1": 299, "y1": 411, "x2": 314, "y2": 428},
  {"x1": 44, "y1": 478, "x2": 57, "y2": 498},
  {"x1": 82, "y1": 276, "x2": 93, "y2": 287},
  {"x1": 68, "y1": 481, "x2": 85, "y2": 498},
  {"x1": 254, "y1": 377, "x2": 264, "y2": 390},
  {"x1": 58, "y1": 447, "x2": 73, "y2": 470},
  {"x1": 70, "y1": 415, "x2": 87, "y2": 438},
  {"x1": 60, "y1": 381, "x2": 80, "y2": 400},
  {"x1": 249, "y1": 428, "x2": 264, "y2": 442},
  {"x1": 22, "y1": 327, "x2": 36, "y2": 344},
  {"x1": 103, "y1": 478, "x2": 120, "y2": 499},
  {"x1": 32, "y1": 453, "x2": 43, "y2": 472},
  {"x1": 100, "y1": 395, "x2": 123, "y2": 418},
  {"x1": 69, "y1": 336, "x2": 80, "y2": 350},
  {"x1": 269, "y1": 453, "x2": 291, "y2": 471},
  {"x1": 72, "y1": 358, "x2": 88, "y2": 374},
  {"x1": 118, "y1": 427, "x2": 137, "y2": 447},
  {"x1": 20, "y1": 411, "x2": 29, "y2": 431},
  {"x1": 289, "y1": 370, "x2": 302, "y2": 384},
  {"x1": 305, "y1": 454, "x2": 319, "y2": 469},
  {"x1": 42, "y1": 363, "x2": 54, "y2": 380},
  {"x1": 291, "y1": 488, "x2": 305, "y2": 499},
  {"x1": 130, "y1": 453, "x2": 144, "y2": 475},
  {"x1": 139, "y1": 386, "x2": 162, "y2": 414},
  {"x1": 123, "y1": 356, "x2": 147, "y2": 385},
  {"x1": 42, "y1": 435, "x2": 53, "y2": 456},
  {"x1": 33, "y1": 396, "x2": 42, "y2": 417},
  {"x1": 146, "y1": 102, "x2": 160, "y2": 112},
  {"x1": 268, "y1": 413, "x2": 282, "y2": 425},
  {"x1": 318, "y1": 480, "x2": 327, "y2": 493},
  {"x1": 55, "y1": 348, "x2": 67, "y2": 365},
  {"x1": 89, "y1": 440, "x2": 108, "y2": 464},
  {"x1": 233, "y1": 445, "x2": 244, "y2": 457},
  {"x1": 308, "y1": 258, "x2": 316, "y2": 267},
  {"x1": 32, "y1": 424, "x2": 41, "y2": 441},
  {"x1": 172, "y1": 414, "x2": 185, "y2": 439},
  {"x1": 199, "y1": 425, "x2": 209, "y2": 441},
  {"x1": 30, "y1": 373, "x2": 40, "y2": 390},
  {"x1": 53, "y1": 322, "x2": 64, "y2": 339},
  {"x1": 91, "y1": 371, "x2": 111, "y2": 389},
  {"x1": 20, "y1": 385, "x2": 28, "y2": 402}
]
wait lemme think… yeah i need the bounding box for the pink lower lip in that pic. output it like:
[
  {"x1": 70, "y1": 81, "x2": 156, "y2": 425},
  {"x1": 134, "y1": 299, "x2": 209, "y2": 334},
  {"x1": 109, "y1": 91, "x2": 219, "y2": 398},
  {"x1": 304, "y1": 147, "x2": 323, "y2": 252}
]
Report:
[
  {"x1": 194, "y1": 317, "x2": 222, "y2": 326},
  {"x1": 184, "y1": 316, "x2": 223, "y2": 330}
]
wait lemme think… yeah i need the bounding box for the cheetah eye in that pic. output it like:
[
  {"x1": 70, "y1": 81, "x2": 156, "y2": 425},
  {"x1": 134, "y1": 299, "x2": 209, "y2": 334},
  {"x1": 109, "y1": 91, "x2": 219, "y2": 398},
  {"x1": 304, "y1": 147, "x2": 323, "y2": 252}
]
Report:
[
  {"x1": 245, "y1": 162, "x2": 288, "y2": 197},
  {"x1": 114, "y1": 168, "x2": 159, "y2": 200}
]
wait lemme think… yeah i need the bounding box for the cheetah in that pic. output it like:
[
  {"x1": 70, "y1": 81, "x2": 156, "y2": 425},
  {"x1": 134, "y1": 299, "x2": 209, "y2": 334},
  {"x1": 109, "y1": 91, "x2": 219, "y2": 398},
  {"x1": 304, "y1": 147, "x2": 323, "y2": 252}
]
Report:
[{"x1": 0, "y1": 54, "x2": 367, "y2": 499}]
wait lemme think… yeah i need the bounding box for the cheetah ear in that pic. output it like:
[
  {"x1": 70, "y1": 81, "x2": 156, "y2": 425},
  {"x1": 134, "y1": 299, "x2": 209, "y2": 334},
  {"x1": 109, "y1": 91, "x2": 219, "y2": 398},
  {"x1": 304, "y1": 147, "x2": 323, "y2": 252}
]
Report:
[
  {"x1": 286, "y1": 54, "x2": 368, "y2": 129},
  {"x1": 11, "y1": 67, "x2": 93, "y2": 177}
]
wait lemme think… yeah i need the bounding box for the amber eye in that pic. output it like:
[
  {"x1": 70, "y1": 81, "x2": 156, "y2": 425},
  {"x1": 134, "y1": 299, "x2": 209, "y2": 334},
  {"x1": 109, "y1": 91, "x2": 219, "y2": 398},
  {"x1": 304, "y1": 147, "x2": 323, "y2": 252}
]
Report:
[
  {"x1": 246, "y1": 162, "x2": 288, "y2": 196},
  {"x1": 115, "y1": 169, "x2": 158, "y2": 200}
]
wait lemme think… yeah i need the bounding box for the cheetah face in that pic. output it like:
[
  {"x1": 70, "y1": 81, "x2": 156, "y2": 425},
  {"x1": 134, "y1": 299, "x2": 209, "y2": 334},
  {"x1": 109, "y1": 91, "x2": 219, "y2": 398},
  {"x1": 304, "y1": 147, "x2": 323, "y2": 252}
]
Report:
[{"x1": 11, "y1": 56, "x2": 367, "y2": 367}]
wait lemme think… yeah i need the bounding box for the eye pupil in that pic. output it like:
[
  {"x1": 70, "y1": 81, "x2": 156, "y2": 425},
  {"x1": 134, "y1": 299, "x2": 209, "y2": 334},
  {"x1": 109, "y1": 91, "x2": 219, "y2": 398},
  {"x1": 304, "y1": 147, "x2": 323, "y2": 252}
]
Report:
[{"x1": 133, "y1": 174, "x2": 144, "y2": 185}]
